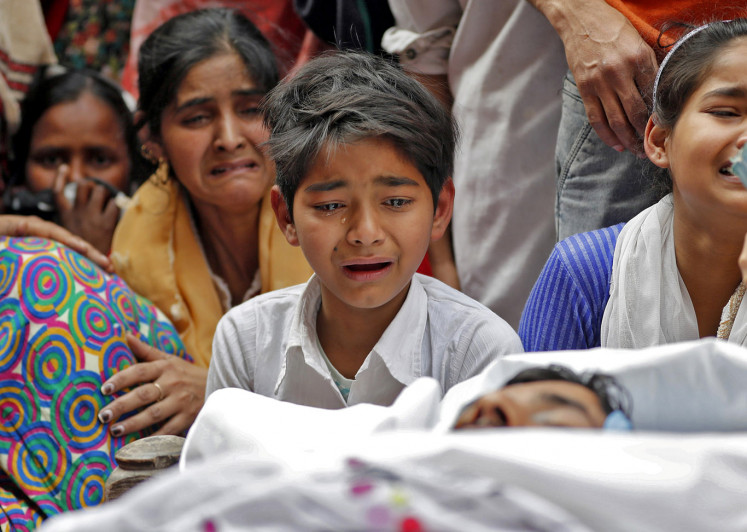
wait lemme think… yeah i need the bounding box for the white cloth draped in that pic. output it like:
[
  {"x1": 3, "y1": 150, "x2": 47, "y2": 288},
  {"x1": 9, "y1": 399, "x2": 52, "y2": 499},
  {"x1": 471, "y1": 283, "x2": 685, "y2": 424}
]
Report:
[
  {"x1": 601, "y1": 194, "x2": 747, "y2": 347},
  {"x1": 40, "y1": 339, "x2": 747, "y2": 532}
]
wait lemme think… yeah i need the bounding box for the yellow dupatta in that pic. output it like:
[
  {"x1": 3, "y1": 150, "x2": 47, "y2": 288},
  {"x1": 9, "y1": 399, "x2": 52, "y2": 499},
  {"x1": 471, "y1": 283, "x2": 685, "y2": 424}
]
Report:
[{"x1": 111, "y1": 179, "x2": 312, "y2": 367}]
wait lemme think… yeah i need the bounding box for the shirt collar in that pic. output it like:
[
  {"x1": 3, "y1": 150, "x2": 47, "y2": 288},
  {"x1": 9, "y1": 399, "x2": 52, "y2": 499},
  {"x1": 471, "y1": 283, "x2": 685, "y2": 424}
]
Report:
[
  {"x1": 277, "y1": 275, "x2": 428, "y2": 393},
  {"x1": 363, "y1": 275, "x2": 427, "y2": 385},
  {"x1": 280, "y1": 275, "x2": 328, "y2": 379}
]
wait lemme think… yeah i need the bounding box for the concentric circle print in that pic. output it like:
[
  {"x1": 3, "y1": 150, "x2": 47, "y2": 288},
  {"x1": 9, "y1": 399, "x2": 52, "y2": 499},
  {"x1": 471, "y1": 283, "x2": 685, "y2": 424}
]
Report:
[
  {"x1": 20, "y1": 255, "x2": 73, "y2": 320},
  {"x1": 0, "y1": 249, "x2": 20, "y2": 298},
  {"x1": 35, "y1": 495, "x2": 63, "y2": 519},
  {"x1": 70, "y1": 292, "x2": 119, "y2": 350},
  {"x1": 6, "y1": 237, "x2": 56, "y2": 254},
  {"x1": 106, "y1": 279, "x2": 139, "y2": 332},
  {"x1": 51, "y1": 371, "x2": 107, "y2": 452},
  {"x1": 24, "y1": 326, "x2": 83, "y2": 403},
  {"x1": 149, "y1": 319, "x2": 187, "y2": 359},
  {"x1": 99, "y1": 337, "x2": 135, "y2": 382},
  {"x1": 133, "y1": 293, "x2": 155, "y2": 325},
  {"x1": 0, "y1": 298, "x2": 28, "y2": 372},
  {"x1": 0, "y1": 491, "x2": 38, "y2": 532},
  {"x1": 63, "y1": 451, "x2": 112, "y2": 509},
  {"x1": 0, "y1": 377, "x2": 38, "y2": 444},
  {"x1": 59, "y1": 246, "x2": 106, "y2": 292},
  {"x1": 7, "y1": 424, "x2": 69, "y2": 495}
]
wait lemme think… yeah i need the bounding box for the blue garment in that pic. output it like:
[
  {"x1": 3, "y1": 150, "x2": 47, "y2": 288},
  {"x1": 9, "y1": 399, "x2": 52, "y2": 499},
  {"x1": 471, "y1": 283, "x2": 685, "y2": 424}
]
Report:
[
  {"x1": 555, "y1": 72, "x2": 660, "y2": 240},
  {"x1": 519, "y1": 224, "x2": 624, "y2": 351}
]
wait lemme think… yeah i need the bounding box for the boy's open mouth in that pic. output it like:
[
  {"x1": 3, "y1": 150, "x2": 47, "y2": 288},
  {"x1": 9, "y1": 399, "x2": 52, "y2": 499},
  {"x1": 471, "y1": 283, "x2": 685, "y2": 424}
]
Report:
[
  {"x1": 344, "y1": 262, "x2": 392, "y2": 272},
  {"x1": 341, "y1": 259, "x2": 394, "y2": 280}
]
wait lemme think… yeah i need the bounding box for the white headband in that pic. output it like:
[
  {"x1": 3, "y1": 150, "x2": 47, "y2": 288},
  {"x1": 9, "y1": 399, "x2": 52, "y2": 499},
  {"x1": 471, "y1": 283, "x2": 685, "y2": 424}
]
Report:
[{"x1": 651, "y1": 23, "x2": 711, "y2": 112}]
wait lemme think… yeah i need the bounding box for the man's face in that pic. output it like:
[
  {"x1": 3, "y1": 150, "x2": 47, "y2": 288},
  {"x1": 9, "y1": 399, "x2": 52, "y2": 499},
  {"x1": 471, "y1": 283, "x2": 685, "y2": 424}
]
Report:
[{"x1": 454, "y1": 380, "x2": 608, "y2": 430}]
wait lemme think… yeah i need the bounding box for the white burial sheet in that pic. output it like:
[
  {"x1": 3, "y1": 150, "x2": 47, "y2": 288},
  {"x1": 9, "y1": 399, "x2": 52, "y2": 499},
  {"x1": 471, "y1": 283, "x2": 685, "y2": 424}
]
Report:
[{"x1": 41, "y1": 338, "x2": 747, "y2": 531}]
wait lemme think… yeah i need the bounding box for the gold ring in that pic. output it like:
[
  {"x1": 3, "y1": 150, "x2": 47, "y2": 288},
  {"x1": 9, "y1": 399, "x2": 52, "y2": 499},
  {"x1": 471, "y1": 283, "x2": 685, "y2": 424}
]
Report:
[{"x1": 153, "y1": 381, "x2": 165, "y2": 402}]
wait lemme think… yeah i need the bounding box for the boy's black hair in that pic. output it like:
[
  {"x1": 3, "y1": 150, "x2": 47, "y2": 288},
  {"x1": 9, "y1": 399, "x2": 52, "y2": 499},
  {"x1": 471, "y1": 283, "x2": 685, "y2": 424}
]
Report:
[
  {"x1": 261, "y1": 51, "x2": 459, "y2": 219},
  {"x1": 504, "y1": 364, "x2": 632, "y2": 417}
]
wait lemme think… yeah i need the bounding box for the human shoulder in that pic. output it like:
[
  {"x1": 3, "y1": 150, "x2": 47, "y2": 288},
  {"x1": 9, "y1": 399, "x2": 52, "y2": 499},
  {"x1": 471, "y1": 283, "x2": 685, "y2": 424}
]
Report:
[
  {"x1": 418, "y1": 273, "x2": 496, "y2": 313},
  {"x1": 224, "y1": 281, "x2": 308, "y2": 320},
  {"x1": 551, "y1": 224, "x2": 623, "y2": 277},
  {"x1": 418, "y1": 274, "x2": 520, "y2": 344},
  {"x1": 518, "y1": 223, "x2": 624, "y2": 351},
  {"x1": 416, "y1": 275, "x2": 521, "y2": 389},
  {"x1": 210, "y1": 281, "x2": 311, "y2": 394}
]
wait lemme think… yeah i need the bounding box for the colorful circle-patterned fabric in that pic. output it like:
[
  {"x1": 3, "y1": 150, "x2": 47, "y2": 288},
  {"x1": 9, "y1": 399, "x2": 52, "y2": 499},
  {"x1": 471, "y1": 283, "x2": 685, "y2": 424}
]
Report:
[{"x1": 0, "y1": 237, "x2": 190, "y2": 530}]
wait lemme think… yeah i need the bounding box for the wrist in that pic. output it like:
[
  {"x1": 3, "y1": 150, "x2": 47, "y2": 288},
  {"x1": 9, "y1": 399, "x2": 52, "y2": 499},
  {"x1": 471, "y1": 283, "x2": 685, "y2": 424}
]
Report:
[{"x1": 530, "y1": 0, "x2": 623, "y2": 44}]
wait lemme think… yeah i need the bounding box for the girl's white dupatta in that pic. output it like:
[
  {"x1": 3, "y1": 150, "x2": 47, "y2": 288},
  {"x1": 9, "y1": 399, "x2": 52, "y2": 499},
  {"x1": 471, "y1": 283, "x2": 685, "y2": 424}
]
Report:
[
  {"x1": 601, "y1": 194, "x2": 747, "y2": 348},
  {"x1": 602, "y1": 194, "x2": 747, "y2": 347}
]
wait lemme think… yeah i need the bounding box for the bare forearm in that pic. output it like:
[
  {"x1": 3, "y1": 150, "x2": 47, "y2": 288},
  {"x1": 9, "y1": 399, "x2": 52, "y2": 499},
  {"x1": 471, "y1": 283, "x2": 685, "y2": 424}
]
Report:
[
  {"x1": 528, "y1": 0, "x2": 637, "y2": 51},
  {"x1": 526, "y1": 0, "x2": 656, "y2": 154}
]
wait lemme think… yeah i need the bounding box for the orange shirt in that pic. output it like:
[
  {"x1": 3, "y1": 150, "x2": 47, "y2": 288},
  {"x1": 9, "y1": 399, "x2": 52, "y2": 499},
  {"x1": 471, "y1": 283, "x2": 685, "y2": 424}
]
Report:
[{"x1": 605, "y1": 1, "x2": 745, "y2": 60}]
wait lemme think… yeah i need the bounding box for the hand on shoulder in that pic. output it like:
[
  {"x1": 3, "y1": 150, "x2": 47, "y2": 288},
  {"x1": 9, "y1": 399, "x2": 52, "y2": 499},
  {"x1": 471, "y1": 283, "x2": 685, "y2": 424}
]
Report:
[{"x1": 0, "y1": 214, "x2": 113, "y2": 272}]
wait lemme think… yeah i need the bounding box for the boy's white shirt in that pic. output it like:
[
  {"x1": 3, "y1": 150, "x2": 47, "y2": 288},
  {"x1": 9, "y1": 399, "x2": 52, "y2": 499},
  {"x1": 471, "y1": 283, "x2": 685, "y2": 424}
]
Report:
[{"x1": 207, "y1": 273, "x2": 523, "y2": 408}]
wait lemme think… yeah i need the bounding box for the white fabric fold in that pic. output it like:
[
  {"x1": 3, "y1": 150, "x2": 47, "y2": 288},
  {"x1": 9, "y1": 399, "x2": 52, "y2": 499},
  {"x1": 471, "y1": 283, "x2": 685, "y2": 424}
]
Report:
[{"x1": 603, "y1": 195, "x2": 702, "y2": 347}]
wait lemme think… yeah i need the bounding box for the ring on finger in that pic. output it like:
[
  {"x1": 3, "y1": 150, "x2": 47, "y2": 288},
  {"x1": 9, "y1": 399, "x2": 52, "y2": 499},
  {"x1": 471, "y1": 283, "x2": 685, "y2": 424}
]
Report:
[{"x1": 153, "y1": 381, "x2": 165, "y2": 402}]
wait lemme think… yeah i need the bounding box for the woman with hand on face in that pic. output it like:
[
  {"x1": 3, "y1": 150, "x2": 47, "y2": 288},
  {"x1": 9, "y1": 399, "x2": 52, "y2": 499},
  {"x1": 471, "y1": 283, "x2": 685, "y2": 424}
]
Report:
[
  {"x1": 99, "y1": 8, "x2": 312, "y2": 439},
  {"x1": 520, "y1": 19, "x2": 747, "y2": 351},
  {"x1": 7, "y1": 68, "x2": 142, "y2": 254}
]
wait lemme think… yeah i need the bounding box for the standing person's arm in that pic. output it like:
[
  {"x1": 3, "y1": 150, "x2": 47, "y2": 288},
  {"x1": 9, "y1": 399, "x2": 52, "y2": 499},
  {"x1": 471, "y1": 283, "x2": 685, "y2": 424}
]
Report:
[
  {"x1": 527, "y1": 0, "x2": 657, "y2": 156},
  {"x1": 383, "y1": 0, "x2": 462, "y2": 289},
  {"x1": 410, "y1": 72, "x2": 459, "y2": 289}
]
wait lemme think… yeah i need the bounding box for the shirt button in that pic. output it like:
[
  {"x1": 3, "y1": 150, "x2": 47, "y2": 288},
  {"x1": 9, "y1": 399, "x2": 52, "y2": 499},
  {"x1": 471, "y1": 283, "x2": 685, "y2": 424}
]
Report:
[{"x1": 404, "y1": 48, "x2": 417, "y2": 60}]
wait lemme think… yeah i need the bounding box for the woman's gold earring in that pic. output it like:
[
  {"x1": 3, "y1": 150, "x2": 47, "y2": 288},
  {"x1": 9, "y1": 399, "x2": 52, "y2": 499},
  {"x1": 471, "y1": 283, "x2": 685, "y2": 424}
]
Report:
[
  {"x1": 152, "y1": 158, "x2": 170, "y2": 184},
  {"x1": 141, "y1": 144, "x2": 169, "y2": 184}
]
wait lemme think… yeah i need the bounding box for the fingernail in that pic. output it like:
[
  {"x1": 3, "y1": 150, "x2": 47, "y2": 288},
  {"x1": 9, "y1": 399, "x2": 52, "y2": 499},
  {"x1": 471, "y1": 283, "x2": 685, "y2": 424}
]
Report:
[
  {"x1": 101, "y1": 382, "x2": 114, "y2": 395},
  {"x1": 98, "y1": 409, "x2": 112, "y2": 424},
  {"x1": 612, "y1": 145, "x2": 624, "y2": 153},
  {"x1": 111, "y1": 425, "x2": 124, "y2": 437}
]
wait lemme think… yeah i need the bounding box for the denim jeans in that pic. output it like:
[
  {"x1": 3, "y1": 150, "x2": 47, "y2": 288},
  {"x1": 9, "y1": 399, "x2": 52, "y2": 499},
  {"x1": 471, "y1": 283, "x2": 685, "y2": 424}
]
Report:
[{"x1": 555, "y1": 71, "x2": 661, "y2": 241}]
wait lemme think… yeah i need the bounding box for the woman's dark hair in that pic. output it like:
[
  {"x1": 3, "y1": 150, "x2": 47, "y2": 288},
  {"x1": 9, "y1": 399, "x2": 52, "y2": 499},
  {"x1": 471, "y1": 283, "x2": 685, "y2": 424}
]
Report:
[
  {"x1": 137, "y1": 7, "x2": 278, "y2": 138},
  {"x1": 650, "y1": 18, "x2": 747, "y2": 194},
  {"x1": 505, "y1": 364, "x2": 632, "y2": 417},
  {"x1": 654, "y1": 18, "x2": 747, "y2": 129},
  {"x1": 10, "y1": 67, "x2": 141, "y2": 188}
]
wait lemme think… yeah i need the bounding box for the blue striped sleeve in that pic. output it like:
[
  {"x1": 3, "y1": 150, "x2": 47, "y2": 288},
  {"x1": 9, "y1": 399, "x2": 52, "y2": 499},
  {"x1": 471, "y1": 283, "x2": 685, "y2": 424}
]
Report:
[{"x1": 518, "y1": 224, "x2": 622, "y2": 351}]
